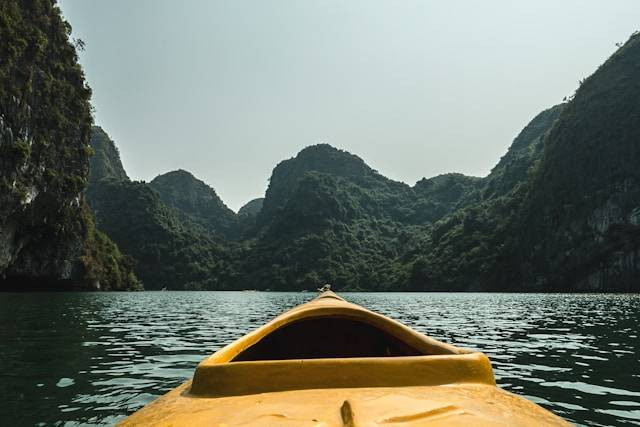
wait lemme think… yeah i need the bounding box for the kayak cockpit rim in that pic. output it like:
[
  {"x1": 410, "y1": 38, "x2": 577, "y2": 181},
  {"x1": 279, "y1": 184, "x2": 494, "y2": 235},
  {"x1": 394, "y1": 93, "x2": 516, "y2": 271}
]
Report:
[{"x1": 187, "y1": 291, "x2": 496, "y2": 397}]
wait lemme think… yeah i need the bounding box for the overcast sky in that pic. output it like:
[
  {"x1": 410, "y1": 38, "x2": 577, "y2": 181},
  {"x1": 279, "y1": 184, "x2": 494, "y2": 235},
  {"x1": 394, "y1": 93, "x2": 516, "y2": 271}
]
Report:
[{"x1": 58, "y1": 1, "x2": 639, "y2": 211}]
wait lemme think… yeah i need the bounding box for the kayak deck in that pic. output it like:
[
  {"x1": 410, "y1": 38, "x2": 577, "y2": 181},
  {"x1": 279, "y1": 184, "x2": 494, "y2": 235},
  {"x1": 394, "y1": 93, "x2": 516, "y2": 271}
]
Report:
[
  {"x1": 120, "y1": 291, "x2": 570, "y2": 426},
  {"x1": 121, "y1": 381, "x2": 568, "y2": 426}
]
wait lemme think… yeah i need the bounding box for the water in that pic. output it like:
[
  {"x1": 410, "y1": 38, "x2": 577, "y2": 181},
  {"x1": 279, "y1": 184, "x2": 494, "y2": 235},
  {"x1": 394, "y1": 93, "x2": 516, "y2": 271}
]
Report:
[{"x1": 1, "y1": 292, "x2": 638, "y2": 426}]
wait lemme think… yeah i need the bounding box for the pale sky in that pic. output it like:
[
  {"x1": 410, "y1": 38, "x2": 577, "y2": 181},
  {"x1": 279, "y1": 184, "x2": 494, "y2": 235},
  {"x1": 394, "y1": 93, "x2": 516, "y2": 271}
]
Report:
[{"x1": 58, "y1": 0, "x2": 640, "y2": 211}]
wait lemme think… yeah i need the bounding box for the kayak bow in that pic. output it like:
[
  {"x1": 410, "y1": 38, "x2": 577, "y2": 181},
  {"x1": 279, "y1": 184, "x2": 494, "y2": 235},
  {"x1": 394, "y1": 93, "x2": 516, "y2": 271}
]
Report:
[{"x1": 120, "y1": 290, "x2": 569, "y2": 426}]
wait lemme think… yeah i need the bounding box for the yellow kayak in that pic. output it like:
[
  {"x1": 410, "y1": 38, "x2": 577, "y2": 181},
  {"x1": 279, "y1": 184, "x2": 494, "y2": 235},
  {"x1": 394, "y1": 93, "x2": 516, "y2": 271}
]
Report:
[{"x1": 120, "y1": 290, "x2": 570, "y2": 426}]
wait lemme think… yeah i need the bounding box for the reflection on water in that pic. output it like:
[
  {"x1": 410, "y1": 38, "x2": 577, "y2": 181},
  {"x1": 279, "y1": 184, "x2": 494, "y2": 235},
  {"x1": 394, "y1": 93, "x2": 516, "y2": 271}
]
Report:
[{"x1": 0, "y1": 292, "x2": 638, "y2": 426}]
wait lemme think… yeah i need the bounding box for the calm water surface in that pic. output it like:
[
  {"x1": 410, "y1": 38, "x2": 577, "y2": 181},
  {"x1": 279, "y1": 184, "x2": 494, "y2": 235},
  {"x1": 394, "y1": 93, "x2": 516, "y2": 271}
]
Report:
[{"x1": 1, "y1": 292, "x2": 639, "y2": 426}]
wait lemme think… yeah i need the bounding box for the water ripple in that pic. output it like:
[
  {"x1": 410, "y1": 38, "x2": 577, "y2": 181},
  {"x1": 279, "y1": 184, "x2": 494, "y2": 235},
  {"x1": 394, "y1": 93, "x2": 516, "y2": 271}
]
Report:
[{"x1": 0, "y1": 292, "x2": 638, "y2": 426}]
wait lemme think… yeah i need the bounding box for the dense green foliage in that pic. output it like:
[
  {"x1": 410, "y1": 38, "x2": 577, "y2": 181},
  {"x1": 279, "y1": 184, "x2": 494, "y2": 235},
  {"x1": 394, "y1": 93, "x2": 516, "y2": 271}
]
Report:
[
  {"x1": 86, "y1": 133, "x2": 241, "y2": 290},
  {"x1": 238, "y1": 198, "x2": 264, "y2": 218},
  {"x1": 0, "y1": 0, "x2": 139, "y2": 290},
  {"x1": 237, "y1": 198, "x2": 264, "y2": 235},
  {"x1": 85, "y1": 109, "x2": 553, "y2": 290},
  {"x1": 87, "y1": 177, "x2": 238, "y2": 290},
  {"x1": 412, "y1": 173, "x2": 484, "y2": 222},
  {"x1": 482, "y1": 104, "x2": 565, "y2": 200},
  {"x1": 517, "y1": 32, "x2": 640, "y2": 290},
  {"x1": 149, "y1": 170, "x2": 240, "y2": 239},
  {"x1": 81, "y1": 205, "x2": 142, "y2": 291},
  {"x1": 235, "y1": 145, "x2": 480, "y2": 290},
  {"x1": 407, "y1": 32, "x2": 640, "y2": 292},
  {"x1": 86, "y1": 31, "x2": 640, "y2": 292},
  {"x1": 7, "y1": 3, "x2": 636, "y2": 292}
]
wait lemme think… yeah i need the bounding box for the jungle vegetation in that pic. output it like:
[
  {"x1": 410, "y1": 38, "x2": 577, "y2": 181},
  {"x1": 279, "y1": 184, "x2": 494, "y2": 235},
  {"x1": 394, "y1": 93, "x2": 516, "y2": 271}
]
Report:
[
  {"x1": 88, "y1": 31, "x2": 640, "y2": 291},
  {"x1": 0, "y1": 0, "x2": 140, "y2": 290}
]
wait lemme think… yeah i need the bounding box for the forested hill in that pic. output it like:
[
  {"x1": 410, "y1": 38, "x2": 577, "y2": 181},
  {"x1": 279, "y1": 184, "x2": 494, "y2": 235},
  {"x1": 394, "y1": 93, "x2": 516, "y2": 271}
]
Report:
[
  {"x1": 259, "y1": 144, "x2": 379, "y2": 223},
  {"x1": 0, "y1": 0, "x2": 139, "y2": 290},
  {"x1": 86, "y1": 129, "x2": 239, "y2": 290},
  {"x1": 518, "y1": 31, "x2": 640, "y2": 290},
  {"x1": 4, "y1": 4, "x2": 636, "y2": 292},
  {"x1": 482, "y1": 104, "x2": 565, "y2": 200},
  {"x1": 237, "y1": 198, "x2": 264, "y2": 235},
  {"x1": 149, "y1": 170, "x2": 240, "y2": 239},
  {"x1": 238, "y1": 198, "x2": 264, "y2": 219},
  {"x1": 86, "y1": 108, "x2": 550, "y2": 291},
  {"x1": 67, "y1": 27, "x2": 640, "y2": 292},
  {"x1": 406, "y1": 31, "x2": 640, "y2": 292}
]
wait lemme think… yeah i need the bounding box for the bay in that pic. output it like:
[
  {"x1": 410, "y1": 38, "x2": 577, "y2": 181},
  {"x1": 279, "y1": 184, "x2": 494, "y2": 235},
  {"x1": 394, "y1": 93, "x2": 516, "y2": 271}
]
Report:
[{"x1": 1, "y1": 292, "x2": 638, "y2": 426}]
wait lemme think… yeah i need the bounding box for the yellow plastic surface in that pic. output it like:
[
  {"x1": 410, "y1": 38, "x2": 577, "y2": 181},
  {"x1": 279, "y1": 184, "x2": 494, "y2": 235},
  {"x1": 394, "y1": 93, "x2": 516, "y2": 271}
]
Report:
[{"x1": 120, "y1": 291, "x2": 570, "y2": 426}]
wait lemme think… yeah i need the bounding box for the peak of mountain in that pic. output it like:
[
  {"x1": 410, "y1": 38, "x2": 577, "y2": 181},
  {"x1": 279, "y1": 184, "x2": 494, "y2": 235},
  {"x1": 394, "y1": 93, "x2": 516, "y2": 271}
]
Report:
[
  {"x1": 149, "y1": 170, "x2": 239, "y2": 239},
  {"x1": 238, "y1": 198, "x2": 264, "y2": 218},
  {"x1": 236, "y1": 197, "x2": 264, "y2": 238},
  {"x1": 86, "y1": 128, "x2": 242, "y2": 289},
  {"x1": 89, "y1": 126, "x2": 130, "y2": 185},
  {"x1": 260, "y1": 144, "x2": 376, "y2": 222},
  {"x1": 293, "y1": 144, "x2": 372, "y2": 174},
  {"x1": 483, "y1": 104, "x2": 565, "y2": 199},
  {"x1": 409, "y1": 173, "x2": 483, "y2": 223},
  {"x1": 415, "y1": 173, "x2": 482, "y2": 202},
  {"x1": 88, "y1": 177, "x2": 235, "y2": 289}
]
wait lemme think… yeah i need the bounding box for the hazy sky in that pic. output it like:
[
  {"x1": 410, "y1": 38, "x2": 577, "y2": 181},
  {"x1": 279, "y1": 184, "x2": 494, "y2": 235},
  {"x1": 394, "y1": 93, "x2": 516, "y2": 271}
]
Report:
[{"x1": 58, "y1": 1, "x2": 640, "y2": 211}]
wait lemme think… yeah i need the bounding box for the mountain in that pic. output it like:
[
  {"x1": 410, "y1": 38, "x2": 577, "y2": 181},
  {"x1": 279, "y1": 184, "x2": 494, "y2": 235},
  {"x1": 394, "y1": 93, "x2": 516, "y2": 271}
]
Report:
[
  {"x1": 239, "y1": 145, "x2": 449, "y2": 291},
  {"x1": 409, "y1": 31, "x2": 640, "y2": 292},
  {"x1": 259, "y1": 144, "x2": 379, "y2": 223},
  {"x1": 87, "y1": 128, "x2": 239, "y2": 289},
  {"x1": 83, "y1": 28, "x2": 640, "y2": 293},
  {"x1": 149, "y1": 170, "x2": 239, "y2": 239},
  {"x1": 412, "y1": 173, "x2": 483, "y2": 222},
  {"x1": 238, "y1": 198, "x2": 264, "y2": 218},
  {"x1": 404, "y1": 103, "x2": 567, "y2": 291},
  {"x1": 237, "y1": 198, "x2": 264, "y2": 235},
  {"x1": 0, "y1": 0, "x2": 140, "y2": 290},
  {"x1": 517, "y1": 31, "x2": 640, "y2": 290},
  {"x1": 89, "y1": 126, "x2": 129, "y2": 186},
  {"x1": 87, "y1": 177, "x2": 237, "y2": 290}
]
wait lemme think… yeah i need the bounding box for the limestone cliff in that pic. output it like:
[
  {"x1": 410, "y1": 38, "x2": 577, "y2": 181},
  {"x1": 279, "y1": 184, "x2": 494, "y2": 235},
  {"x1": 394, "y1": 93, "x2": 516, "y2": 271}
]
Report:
[{"x1": 0, "y1": 0, "x2": 140, "y2": 290}]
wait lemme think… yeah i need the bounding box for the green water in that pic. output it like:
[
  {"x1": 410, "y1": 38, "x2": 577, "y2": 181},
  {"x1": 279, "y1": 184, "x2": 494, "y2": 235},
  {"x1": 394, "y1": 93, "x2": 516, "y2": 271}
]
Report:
[{"x1": 1, "y1": 292, "x2": 638, "y2": 426}]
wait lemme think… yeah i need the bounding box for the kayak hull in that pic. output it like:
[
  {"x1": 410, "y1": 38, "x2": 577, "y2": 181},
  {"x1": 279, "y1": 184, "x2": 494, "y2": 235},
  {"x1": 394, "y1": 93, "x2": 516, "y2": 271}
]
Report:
[{"x1": 120, "y1": 382, "x2": 568, "y2": 426}]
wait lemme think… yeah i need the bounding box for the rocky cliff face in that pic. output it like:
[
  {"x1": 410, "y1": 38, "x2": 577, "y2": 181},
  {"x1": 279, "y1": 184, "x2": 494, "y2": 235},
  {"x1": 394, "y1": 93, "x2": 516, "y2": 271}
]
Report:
[
  {"x1": 482, "y1": 104, "x2": 565, "y2": 200},
  {"x1": 89, "y1": 126, "x2": 129, "y2": 185},
  {"x1": 0, "y1": 0, "x2": 139, "y2": 290}
]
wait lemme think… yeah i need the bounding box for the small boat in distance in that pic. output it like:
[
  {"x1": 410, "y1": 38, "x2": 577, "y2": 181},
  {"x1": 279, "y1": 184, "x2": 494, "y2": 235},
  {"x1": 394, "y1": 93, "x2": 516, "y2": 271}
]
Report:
[{"x1": 121, "y1": 290, "x2": 569, "y2": 426}]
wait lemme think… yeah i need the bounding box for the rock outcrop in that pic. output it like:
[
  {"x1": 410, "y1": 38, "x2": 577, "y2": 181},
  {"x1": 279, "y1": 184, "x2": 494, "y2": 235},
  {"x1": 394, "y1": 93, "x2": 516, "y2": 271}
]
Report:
[{"x1": 0, "y1": 0, "x2": 140, "y2": 290}]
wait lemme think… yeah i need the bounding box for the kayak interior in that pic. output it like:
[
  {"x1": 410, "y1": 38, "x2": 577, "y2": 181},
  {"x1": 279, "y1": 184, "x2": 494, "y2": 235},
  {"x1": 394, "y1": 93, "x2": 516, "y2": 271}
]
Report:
[
  {"x1": 188, "y1": 291, "x2": 496, "y2": 397},
  {"x1": 232, "y1": 316, "x2": 424, "y2": 361}
]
